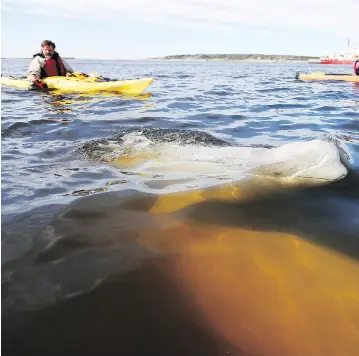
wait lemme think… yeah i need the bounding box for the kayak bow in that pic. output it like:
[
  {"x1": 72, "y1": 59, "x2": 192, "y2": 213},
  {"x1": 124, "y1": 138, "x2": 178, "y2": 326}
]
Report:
[{"x1": 296, "y1": 71, "x2": 359, "y2": 83}]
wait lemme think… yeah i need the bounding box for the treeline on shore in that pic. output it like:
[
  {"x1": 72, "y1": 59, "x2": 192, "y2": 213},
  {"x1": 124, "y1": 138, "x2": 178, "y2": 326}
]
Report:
[{"x1": 154, "y1": 54, "x2": 317, "y2": 61}]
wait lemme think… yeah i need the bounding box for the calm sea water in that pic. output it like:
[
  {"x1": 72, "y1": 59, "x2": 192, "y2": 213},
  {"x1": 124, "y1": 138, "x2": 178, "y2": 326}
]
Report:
[{"x1": 1, "y1": 59, "x2": 359, "y2": 356}]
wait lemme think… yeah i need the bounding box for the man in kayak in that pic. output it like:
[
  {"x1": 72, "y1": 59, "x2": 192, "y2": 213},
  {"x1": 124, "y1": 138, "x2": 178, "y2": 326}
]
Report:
[
  {"x1": 354, "y1": 59, "x2": 359, "y2": 75},
  {"x1": 27, "y1": 40, "x2": 74, "y2": 83}
]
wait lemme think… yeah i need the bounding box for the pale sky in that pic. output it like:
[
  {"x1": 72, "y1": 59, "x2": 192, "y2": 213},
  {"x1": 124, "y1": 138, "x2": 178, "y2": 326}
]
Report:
[{"x1": 2, "y1": 0, "x2": 358, "y2": 59}]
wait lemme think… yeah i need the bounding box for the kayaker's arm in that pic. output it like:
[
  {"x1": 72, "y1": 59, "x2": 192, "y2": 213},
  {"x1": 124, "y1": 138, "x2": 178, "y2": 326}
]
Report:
[{"x1": 27, "y1": 56, "x2": 44, "y2": 82}]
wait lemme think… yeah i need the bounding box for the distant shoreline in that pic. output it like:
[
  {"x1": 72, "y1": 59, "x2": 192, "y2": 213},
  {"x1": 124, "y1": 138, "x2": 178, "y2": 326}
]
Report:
[
  {"x1": 147, "y1": 54, "x2": 319, "y2": 63},
  {"x1": 146, "y1": 58, "x2": 310, "y2": 63}
]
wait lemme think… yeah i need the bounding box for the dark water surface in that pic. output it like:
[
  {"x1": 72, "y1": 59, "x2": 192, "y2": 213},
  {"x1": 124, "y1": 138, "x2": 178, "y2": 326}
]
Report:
[{"x1": 2, "y1": 59, "x2": 359, "y2": 356}]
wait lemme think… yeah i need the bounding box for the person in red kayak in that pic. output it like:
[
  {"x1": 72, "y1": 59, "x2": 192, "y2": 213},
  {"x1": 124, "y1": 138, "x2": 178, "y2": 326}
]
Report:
[
  {"x1": 354, "y1": 59, "x2": 359, "y2": 75},
  {"x1": 27, "y1": 40, "x2": 74, "y2": 83}
]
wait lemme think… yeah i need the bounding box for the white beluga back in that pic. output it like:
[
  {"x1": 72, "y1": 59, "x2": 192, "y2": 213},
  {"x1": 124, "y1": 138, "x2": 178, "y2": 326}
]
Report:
[{"x1": 108, "y1": 134, "x2": 347, "y2": 190}]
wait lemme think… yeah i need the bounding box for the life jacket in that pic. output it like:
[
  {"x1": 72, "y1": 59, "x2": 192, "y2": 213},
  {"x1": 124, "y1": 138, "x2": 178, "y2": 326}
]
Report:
[
  {"x1": 33, "y1": 51, "x2": 67, "y2": 78},
  {"x1": 354, "y1": 59, "x2": 359, "y2": 75}
]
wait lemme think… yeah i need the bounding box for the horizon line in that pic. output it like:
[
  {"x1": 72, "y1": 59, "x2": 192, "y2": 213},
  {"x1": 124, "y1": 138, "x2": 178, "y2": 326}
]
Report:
[{"x1": 2, "y1": 53, "x2": 322, "y2": 60}]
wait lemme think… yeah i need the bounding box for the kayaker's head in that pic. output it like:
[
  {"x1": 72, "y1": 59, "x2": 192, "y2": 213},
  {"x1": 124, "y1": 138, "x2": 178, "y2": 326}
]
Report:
[{"x1": 40, "y1": 40, "x2": 56, "y2": 59}]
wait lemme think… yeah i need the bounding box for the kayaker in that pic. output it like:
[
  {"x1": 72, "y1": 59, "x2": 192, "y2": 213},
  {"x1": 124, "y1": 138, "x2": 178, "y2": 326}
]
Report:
[
  {"x1": 27, "y1": 40, "x2": 74, "y2": 83},
  {"x1": 354, "y1": 59, "x2": 359, "y2": 75}
]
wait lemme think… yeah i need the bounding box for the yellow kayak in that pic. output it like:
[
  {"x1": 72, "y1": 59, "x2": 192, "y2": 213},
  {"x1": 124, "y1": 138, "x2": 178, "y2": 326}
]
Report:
[
  {"x1": 296, "y1": 71, "x2": 359, "y2": 83},
  {"x1": 1, "y1": 75, "x2": 154, "y2": 94}
]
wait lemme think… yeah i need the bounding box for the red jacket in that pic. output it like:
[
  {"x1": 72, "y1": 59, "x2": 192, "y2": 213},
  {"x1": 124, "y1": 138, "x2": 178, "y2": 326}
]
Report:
[{"x1": 32, "y1": 51, "x2": 67, "y2": 78}]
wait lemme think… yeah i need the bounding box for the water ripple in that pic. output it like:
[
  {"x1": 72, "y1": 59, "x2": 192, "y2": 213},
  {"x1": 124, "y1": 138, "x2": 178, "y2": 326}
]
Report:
[{"x1": 1, "y1": 59, "x2": 359, "y2": 216}]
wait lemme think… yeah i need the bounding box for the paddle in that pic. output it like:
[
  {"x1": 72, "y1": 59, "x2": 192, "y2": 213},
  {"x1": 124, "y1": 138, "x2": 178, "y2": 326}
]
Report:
[
  {"x1": 312, "y1": 71, "x2": 351, "y2": 76},
  {"x1": 28, "y1": 73, "x2": 91, "y2": 91},
  {"x1": 296, "y1": 71, "x2": 351, "y2": 79},
  {"x1": 28, "y1": 72, "x2": 113, "y2": 91},
  {"x1": 71, "y1": 72, "x2": 111, "y2": 82},
  {"x1": 71, "y1": 72, "x2": 91, "y2": 79}
]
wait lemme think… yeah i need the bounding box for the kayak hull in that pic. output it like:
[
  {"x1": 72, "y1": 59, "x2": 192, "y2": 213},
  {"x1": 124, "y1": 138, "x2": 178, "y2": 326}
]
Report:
[
  {"x1": 319, "y1": 59, "x2": 353, "y2": 65},
  {"x1": 297, "y1": 73, "x2": 359, "y2": 83},
  {"x1": 1, "y1": 76, "x2": 154, "y2": 94}
]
